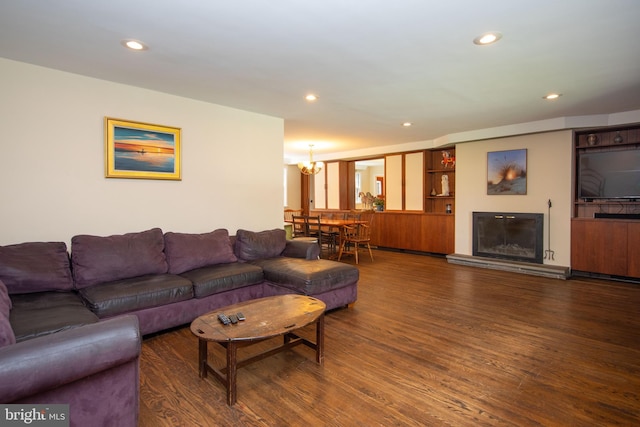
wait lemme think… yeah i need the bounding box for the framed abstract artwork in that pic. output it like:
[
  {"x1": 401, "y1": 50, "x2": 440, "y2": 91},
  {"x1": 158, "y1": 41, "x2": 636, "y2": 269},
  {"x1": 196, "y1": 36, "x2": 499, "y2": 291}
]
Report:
[
  {"x1": 105, "y1": 117, "x2": 181, "y2": 180},
  {"x1": 487, "y1": 149, "x2": 527, "y2": 195}
]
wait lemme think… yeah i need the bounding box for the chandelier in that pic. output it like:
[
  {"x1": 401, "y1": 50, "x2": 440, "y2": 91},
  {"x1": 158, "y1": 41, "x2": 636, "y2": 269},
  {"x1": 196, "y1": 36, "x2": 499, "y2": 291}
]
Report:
[{"x1": 297, "y1": 145, "x2": 324, "y2": 175}]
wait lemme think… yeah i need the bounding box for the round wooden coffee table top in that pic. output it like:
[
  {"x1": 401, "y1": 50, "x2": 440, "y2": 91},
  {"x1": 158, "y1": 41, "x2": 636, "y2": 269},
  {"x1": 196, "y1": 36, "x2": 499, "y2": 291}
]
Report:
[{"x1": 190, "y1": 294, "x2": 326, "y2": 343}]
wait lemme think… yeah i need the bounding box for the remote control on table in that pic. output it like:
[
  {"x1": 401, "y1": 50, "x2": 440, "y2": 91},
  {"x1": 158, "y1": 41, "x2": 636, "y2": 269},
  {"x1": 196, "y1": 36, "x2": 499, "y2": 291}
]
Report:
[
  {"x1": 229, "y1": 314, "x2": 238, "y2": 324},
  {"x1": 217, "y1": 313, "x2": 231, "y2": 325},
  {"x1": 237, "y1": 312, "x2": 246, "y2": 321}
]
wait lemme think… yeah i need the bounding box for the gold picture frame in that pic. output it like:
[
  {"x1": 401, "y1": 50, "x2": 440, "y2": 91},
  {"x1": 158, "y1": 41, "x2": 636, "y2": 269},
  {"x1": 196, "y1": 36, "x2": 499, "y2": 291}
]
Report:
[{"x1": 105, "y1": 117, "x2": 181, "y2": 180}]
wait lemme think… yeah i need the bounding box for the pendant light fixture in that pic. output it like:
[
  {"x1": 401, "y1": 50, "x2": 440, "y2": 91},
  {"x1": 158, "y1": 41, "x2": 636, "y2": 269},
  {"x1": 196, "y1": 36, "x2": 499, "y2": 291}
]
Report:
[{"x1": 298, "y1": 144, "x2": 324, "y2": 175}]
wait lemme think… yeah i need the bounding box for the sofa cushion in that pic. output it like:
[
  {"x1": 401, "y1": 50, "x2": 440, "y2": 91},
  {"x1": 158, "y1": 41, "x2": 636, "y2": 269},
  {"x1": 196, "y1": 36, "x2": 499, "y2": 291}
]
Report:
[
  {"x1": 78, "y1": 274, "x2": 193, "y2": 318},
  {"x1": 164, "y1": 229, "x2": 237, "y2": 274},
  {"x1": 72, "y1": 228, "x2": 168, "y2": 289},
  {"x1": 235, "y1": 229, "x2": 286, "y2": 261},
  {"x1": 0, "y1": 312, "x2": 14, "y2": 348},
  {"x1": 0, "y1": 241, "x2": 74, "y2": 293},
  {"x1": 180, "y1": 262, "x2": 264, "y2": 298},
  {"x1": 252, "y1": 257, "x2": 359, "y2": 295},
  {"x1": 0, "y1": 279, "x2": 11, "y2": 314},
  {"x1": 9, "y1": 291, "x2": 99, "y2": 342},
  {"x1": 281, "y1": 239, "x2": 321, "y2": 260},
  {"x1": 0, "y1": 280, "x2": 15, "y2": 347}
]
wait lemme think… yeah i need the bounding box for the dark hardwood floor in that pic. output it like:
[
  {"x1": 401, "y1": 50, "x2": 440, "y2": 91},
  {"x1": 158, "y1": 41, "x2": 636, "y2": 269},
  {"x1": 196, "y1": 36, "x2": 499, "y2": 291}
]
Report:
[{"x1": 139, "y1": 250, "x2": 640, "y2": 426}]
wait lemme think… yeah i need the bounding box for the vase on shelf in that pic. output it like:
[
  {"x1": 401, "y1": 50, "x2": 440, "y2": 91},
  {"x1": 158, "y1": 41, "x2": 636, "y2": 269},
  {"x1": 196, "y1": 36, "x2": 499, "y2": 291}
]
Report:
[{"x1": 614, "y1": 132, "x2": 623, "y2": 144}]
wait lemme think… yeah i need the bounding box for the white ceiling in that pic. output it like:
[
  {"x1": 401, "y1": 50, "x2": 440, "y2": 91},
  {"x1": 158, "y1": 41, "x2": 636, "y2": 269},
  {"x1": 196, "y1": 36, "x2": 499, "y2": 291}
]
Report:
[{"x1": 1, "y1": 0, "x2": 639, "y2": 162}]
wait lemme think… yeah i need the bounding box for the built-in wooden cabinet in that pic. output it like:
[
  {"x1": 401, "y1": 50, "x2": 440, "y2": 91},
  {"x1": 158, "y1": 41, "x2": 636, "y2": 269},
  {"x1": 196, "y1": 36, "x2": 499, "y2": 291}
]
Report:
[
  {"x1": 571, "y1": 124, "x2": 640, "y2": 279},
  {"x1": 309, "y1": 147, "x2": 456, "y2": 255},
  {"x1": 574, "y1": 125, "x2": 640, "y2": 218},
  {"x1": 627, "y1": 222, "x2": 640, "y2": 277},
  {"x1": 370, "y1": 212, "x2": 454, "y2": 254},
  {"x1": 571, "y1": 218, "x2": 629, "y2": 276},
  {"x1": 378, "y1": 148, "x2": 455, "y2": 252},
  {"x1": 425, "y1": 147, "x2": 455, "y2": 214},
  {"x1": 571, "y1": 218, "x2": 640, "y2": 278}
]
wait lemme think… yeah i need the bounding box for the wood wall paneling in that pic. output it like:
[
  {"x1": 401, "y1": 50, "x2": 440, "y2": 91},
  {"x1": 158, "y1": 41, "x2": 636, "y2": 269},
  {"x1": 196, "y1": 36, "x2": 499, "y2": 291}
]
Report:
[
  {"x1": 371, "y1": 212, "x2": 454, "y2": 254},
  {"x1": 627, "y1": 222, "x2": 640, "y2": 277},
  {"x1": 421, "y1": 214, "x2": 455, "y2": 254},
  {"x1": 571, "y1": 219, "x2": 628, "y2": 276}
]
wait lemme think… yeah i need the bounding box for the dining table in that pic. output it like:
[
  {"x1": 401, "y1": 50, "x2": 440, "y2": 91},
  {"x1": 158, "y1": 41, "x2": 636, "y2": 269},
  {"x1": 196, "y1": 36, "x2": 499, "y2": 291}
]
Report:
[{"x1": 285, "y1": 217, "x2": 365, "y2": 259}]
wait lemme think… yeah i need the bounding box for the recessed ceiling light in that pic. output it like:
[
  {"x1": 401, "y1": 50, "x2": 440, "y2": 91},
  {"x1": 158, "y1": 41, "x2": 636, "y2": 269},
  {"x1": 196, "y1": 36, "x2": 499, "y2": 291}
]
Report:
[
  {"x1": 305, "y1": 94, "x2": 318, "y2": 102},
  {"x1": 121, "y1": 39, "x2": 148, "y2": 51},
  {"x1": 543, "y1": 93, "x2": 562, "y2": 100},
  {"x1": 473, "y1": 32, "x2": 502, "y2": 45},
  {"x1": 402, "y1": 122, "x2": 413, "y2": 127}
]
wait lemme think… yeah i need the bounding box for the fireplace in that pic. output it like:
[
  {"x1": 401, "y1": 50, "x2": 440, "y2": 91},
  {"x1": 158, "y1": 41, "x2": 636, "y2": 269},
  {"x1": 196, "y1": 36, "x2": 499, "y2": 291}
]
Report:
[{"x1": 472, "y1": 212, "x2": 544, "y2": 264}]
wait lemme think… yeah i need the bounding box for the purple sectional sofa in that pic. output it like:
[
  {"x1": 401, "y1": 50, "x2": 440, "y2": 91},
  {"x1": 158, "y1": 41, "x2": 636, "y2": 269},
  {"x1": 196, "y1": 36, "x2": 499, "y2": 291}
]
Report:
[{"x1": 0, "y1": 227, "x2": 358, "y2": 426}]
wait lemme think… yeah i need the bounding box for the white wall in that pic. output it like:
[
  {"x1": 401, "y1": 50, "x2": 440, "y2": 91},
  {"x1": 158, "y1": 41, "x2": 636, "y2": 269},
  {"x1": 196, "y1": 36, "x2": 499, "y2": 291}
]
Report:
[
  {"x1": 455, "y1": 130, "x2": 574, "y2": 266},
  {"x1": 285, "y1": 165, "x2": 302, "y2": 210},
  {"x1": 0, "y1": 58, "x2": 284, "y2": 247}
]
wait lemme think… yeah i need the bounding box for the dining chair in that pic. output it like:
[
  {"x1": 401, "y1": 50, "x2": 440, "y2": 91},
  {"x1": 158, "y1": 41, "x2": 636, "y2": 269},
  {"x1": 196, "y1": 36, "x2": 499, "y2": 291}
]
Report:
[
  {"x1": 338, "y1": 213, "x2": 374, "y2": 264},
  {"x1": 320, "y1": 214, "x2": 340, "y2": 255},
  {"x1": 307, "y1": 215, "x2": 334, "y2": 257},
  {"x1": 338, "y1": 210, "x2": 363, "y2": 253},
  {"x1": 284, "y1": 209, "x2": 303, "y2": 222},
  {"x1": 291, "y1": 215, "x2": 308, "y2": 238},
  {"x1": 345, "y1": 210, "x2": 361, "y2": 221}
]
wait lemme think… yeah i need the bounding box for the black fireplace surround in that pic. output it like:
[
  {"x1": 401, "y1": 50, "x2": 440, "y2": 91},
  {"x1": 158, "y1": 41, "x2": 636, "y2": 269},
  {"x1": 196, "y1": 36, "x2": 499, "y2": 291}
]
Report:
[{"x1": 472, "y1": 212, "x2": 544, "y2": 264}]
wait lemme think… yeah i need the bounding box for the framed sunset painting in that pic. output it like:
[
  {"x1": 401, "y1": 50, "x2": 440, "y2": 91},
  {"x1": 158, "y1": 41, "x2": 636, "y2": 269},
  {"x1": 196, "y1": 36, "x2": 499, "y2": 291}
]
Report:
[
  {"x1": 487, "y1": 149, "x2": 527, "y2": 195},
  {"x1": 105, "y1": 117, "x2": 181, "y2": 180}
]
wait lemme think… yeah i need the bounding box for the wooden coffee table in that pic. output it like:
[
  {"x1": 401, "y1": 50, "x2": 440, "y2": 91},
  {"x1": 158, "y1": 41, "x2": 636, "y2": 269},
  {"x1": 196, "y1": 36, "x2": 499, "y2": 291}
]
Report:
[{"x1": 190, "y1": 294, "x2": 326, "y2": 405}]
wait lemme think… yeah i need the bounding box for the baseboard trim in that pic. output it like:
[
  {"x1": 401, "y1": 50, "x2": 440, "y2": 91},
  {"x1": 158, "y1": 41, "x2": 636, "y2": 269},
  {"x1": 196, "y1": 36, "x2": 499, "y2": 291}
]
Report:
[{"x1": 446, "y1": 254, "x2": 570, "y2": 280}]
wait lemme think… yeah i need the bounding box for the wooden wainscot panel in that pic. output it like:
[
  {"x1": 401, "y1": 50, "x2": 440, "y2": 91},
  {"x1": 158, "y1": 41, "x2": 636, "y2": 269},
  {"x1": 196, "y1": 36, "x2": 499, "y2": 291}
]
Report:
[
  {"x1": 370, "y1": 212, "x2": 419, "y2": 249},
  {"x1": 627, "y1": 222, "x2": 640, "y2": 277},
  {"x1": 571, "y1": 219, "x2": 628, "y2": 276},
  {"x1": 420, "y1": 214, "x2": 455, "y2": 254},
  {"x1": 371, "y1": 212, "x2": 454, "y2": 254}
]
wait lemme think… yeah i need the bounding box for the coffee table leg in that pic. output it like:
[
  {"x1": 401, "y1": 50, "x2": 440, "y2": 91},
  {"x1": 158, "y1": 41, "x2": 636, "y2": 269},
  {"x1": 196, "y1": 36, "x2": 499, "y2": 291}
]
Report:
[
  {"x1": 198, "y1": 339, "x2": 207, "y2": 378},
  {"x1": 227, "y1": 341, "x2": 238, "y2": 405},
  {"x1": 316, "y1": 314, "x2": 325, "y2": 365}
]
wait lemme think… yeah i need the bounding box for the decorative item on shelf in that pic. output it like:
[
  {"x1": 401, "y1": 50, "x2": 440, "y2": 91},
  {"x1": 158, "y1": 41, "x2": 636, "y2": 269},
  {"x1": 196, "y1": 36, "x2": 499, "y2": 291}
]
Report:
[
  {"x1": 446, "y1": 204, "x2": 452, "y2": 214},
  {"x1": 373, "y1": 195, "x2": 385, "y2": 211},
  {"x1": 441, "y1": 151, "x2": 456, "y2": 168},
  {"x1": 430, "y1": 188, "x2": 437, "y2": 196},
  {"x1": 587, "y1": 134, "x2": 598, "y2": 146},
  {"x1": 359, "y1": 191, "x2": 375, "y2": 210},
  {"x1": 298, "y1": 144, "x2": 324, "y2": 175},
  {"x1": 438, "y1": 174, "x2": 450, "y2": 196},
  {"x1": 614, "y1": 131, "x2": 623, "y2": 144}
]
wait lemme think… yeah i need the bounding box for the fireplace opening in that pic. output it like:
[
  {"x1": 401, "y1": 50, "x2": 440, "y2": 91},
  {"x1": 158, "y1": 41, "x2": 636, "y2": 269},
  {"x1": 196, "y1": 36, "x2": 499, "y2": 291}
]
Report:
[{"x1": 472, "y1": 212, "x2": 544, "y2": 264}]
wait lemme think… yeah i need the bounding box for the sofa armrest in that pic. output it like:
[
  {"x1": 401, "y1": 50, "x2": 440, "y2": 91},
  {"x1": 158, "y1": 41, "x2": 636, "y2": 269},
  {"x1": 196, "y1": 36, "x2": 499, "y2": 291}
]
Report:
[
  {"x1": 282, "y1": 240, "x2": 320, "y2": 260},
  {"x1": 0, "y1": 315, "x2": 141, "y2": 403}
]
